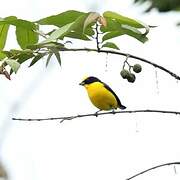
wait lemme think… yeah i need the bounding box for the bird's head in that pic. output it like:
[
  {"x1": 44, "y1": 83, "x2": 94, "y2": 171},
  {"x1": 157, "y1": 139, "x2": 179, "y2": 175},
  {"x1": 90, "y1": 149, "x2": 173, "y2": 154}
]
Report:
[{"x1": 79, "y1": 76, "x2": 101, "y2": 86}]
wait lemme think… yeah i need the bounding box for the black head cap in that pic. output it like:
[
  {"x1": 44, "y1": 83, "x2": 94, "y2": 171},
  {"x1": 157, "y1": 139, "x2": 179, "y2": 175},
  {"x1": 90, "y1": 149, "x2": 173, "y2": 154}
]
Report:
[{"x1": 79, "y1": 76, "x2": 101, "y2": 86}]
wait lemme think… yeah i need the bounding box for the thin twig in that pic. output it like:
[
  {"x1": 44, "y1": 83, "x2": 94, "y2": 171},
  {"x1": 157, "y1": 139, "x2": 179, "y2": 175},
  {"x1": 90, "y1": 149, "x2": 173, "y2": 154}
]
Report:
[
  {"x1": 126, "y1": 162, "x2": 180, "y2": 180},
  {"x1": 123, "y1": 54, "x2": 132, "y2": 70},
  {"x1": 12, "y1": 109, "x2": 180, "y2": 123},
  {"x1": 59, "y1": 48, "x2": 180, "y2": 80},
  {"x1": 95, "y1": 23, "x2": 101, "y2": 52}
]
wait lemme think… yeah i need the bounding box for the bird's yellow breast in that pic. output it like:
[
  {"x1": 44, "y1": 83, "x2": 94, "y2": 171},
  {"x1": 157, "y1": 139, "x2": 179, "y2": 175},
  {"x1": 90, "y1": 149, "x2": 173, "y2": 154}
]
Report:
[{"x1": 84, "y1": 82, "x2": 118, "y2": 110}]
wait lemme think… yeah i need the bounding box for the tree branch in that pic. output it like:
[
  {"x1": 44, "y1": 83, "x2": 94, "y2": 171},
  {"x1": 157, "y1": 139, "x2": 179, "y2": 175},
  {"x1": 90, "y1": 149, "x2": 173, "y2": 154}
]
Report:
[
  {"x1": 12, "y1": 109, "x2": 180, "y2": 123},
  {"x1": 126, "y1": 162, "x2": 180, "y2": 180},
  {"x1": 59, "y1": 48, "x2": 180, "y2": 80},
  {"x1": 95, "y1": 23, "x2": 101, "y2": 52}
]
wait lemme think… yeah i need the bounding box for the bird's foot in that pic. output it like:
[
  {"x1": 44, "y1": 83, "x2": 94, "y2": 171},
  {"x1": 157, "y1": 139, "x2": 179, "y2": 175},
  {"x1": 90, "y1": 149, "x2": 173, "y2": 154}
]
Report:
[
  {"x1": 111, "y1": 109, "x2": 116, "y2": 114},
  {"x1": 95, "y1": 110, "x2": 101, "y2": 117}
]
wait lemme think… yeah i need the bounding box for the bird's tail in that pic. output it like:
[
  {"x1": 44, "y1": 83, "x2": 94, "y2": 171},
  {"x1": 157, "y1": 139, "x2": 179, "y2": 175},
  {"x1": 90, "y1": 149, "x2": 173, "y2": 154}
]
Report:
[{"x1": 119, "y1": 104, "x2": 126, "y2": 110}]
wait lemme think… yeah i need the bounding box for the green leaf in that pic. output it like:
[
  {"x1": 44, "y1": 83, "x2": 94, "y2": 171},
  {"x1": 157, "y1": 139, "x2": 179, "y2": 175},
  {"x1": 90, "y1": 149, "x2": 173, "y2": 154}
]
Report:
[
  {"x1": 121, "y1": 26, "x2": 148, "y2": 43},
  {"x1": 0, "y1": 24, "x2": 9, "y2": 50},
  {"x1": 40, "y1": 12, "x2": 96, "y2": 43},
  {"x1": 102, "y1": 30, "x2": 148, "y2": 43},
  {"x1": 16, "y1": 27, "x2": 39, "y2": 49},
  {"x1": 17, "y1": 53, "x2": 34, "y2": 64},
  {"x1": 84, "y1": 26, "x2": 95, "y2": 36},
  {"x1": 46, "y1": 53, "x2": 53, "y2": 67},
  {"x1": 100, "y1": 17, "x2": 123, "y2": 32},
  {"x1": 101, "y1": 19, "x2": 148, "y2": 43},
  {"x1": 1, "y1": 51, "x2": 13, "y2": 58},
  {"x1": 59, "y1": 12, "x2": 95, "y2": 38},
  {"x1": 101, "y1": 42, "x2": 120, "y2": 50},
  {"x1": 11, "y1": 19, "x2": 37, "y2": 30},
  {"x1": 0, "y1": 16, "x2": 17, "y2": 24},
  {"x1": 29, "y1": 53, "x2": 46, "y2": 67},
  {"x1": 102, "y1": 31, "x2": 124, "y2": 41},
  {"x1": 10, "y1": 49, "x2": 33, "y2": 57},
  {"x1": 37, "y1": 10, "x2": 85, "y2": 27},
  {"x1": 42, "y1": 22, "x2": 74, "y2": 43},
  {"x1": 122, "y1": 24, "x2": 142, "y2": 34},
  {"x1": 10, "y1": 49, "x2": 23, "y2": 54},
  {"x1": 50, "y1": 47, "x2": 61, "y2": 66},
  {"x1": 0, "y1": 17, "x2": 39, "y2": 51},
  {"x1": 69, "y1": 13, "x2": 94, "y2": 35},
  {"x1": 83, "y1": 12, "x2": 100, "y2": 32},
  {"x1": 27, "y1": 42, "x2": 65, "y2": 52},
  {"x1": 103, "y1": 11, "x2": 144, "y2": 28},
  {"x1": 54, "y1": 51, "x2": 61, "y2": 66},
  {"x1": 0, "y1": 17, "x2": 17, "y2": 50},
  {"x1": 5, "y1": 59, "x2": 20, "y2": 73},
  {"x1": 65, "y1": 32, "x2": 90, "y2": 40},
  {"x1": 103, "y1": 11, "x2": 149, "y2": 35},
  {"x1": 0, "y1": 17, "x2": 37, "y2": 30},
  {"x1": 0, "y1": 51, "x2": 6, "y2": 60},
  {"x1": 26, "y1": 44, "x2": 41, "y2": 50}
]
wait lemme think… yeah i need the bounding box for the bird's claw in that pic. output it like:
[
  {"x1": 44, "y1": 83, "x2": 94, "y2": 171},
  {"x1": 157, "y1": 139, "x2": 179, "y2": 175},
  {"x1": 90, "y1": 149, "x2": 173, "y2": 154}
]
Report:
[
  {"x1": 112, "y1": 109, "x2": 116, "y2": 114},
  {"x1": 95, "y1": 110, "x2": 101, "y2": 117}
]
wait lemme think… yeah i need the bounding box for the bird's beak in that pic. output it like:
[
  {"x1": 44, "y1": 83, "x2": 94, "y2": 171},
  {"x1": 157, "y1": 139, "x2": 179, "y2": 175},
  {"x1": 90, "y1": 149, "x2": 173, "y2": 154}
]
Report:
[{"x1": 79, "y1": 81, "x2": 85, "y2": 86}]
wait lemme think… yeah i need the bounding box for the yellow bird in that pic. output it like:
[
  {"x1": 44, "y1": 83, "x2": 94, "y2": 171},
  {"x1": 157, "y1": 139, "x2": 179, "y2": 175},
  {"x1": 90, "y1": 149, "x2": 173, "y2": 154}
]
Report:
[{"x1": 79, "y1": 76, "x2": 126, "y2": 111}]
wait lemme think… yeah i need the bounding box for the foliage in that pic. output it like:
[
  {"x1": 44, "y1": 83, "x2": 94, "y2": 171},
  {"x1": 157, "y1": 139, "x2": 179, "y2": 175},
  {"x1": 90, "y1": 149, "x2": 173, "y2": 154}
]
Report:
[
  {"x1": 0, "y1": 10, "x2": 152, "y2": 80},
  {"x1": 133, "y1": 0, "x2": 180, "y2": 12}
]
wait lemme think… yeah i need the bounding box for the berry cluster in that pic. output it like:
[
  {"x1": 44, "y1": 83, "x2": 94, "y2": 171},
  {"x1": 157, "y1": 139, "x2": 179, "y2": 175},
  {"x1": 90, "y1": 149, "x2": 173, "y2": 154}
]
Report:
[{"x1": 120, "y1": 63, "x2": 142, "y2": 83}]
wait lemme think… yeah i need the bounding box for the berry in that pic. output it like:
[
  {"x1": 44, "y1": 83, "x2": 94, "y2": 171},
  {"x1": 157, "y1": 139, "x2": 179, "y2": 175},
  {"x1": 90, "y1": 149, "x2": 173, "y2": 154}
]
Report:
[
  {"x1": 120, "y1": 69, "x2": 129, "y2": 79},
  {"x1": 133, "y1": 64, "x2": 142, "y2": 73},
  {"x1": 127, "y1": 73, "x2": 136, "y2": 83}
]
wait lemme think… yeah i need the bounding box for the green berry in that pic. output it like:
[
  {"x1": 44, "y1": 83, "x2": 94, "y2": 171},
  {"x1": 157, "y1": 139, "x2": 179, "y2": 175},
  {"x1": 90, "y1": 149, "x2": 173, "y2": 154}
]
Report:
[
  {"x1": 120, "y1": 69, "x2": 129, "y2": 79},
  {"x1": 127, "y1": 73, "x2": 136, "y2": 83},
  {"x1": 133, "y1": 64, "x2": 142, "y2": 73}
]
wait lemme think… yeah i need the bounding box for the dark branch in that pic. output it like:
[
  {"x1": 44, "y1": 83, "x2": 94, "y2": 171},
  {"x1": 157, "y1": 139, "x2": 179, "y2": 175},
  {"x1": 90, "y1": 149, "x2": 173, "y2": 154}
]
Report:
[
  {"x1": 12, "y1": 109, "x2": 180, "y2": 123},
  {"x1": 126, "y1": 162, "x2": 180, "y2": 180},
  {"x1": 95, "y1": 23, "x2": 101, "y2": 52},
  {"x1": 59, "y1": 48, "x2": 180, "y2": 80}
]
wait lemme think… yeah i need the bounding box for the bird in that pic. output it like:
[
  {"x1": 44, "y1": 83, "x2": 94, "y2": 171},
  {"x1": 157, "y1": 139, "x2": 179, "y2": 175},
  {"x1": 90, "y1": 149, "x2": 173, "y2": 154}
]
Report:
[{"x1": 79, "y1": 76, "x2": 126, "y2": 112}]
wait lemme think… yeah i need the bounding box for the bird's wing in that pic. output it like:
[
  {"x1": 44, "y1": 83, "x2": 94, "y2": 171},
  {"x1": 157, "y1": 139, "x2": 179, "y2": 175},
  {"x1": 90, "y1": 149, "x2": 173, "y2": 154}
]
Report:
[{"x1": 102, "y1": 82, "x2": 122, "y2": 108}]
